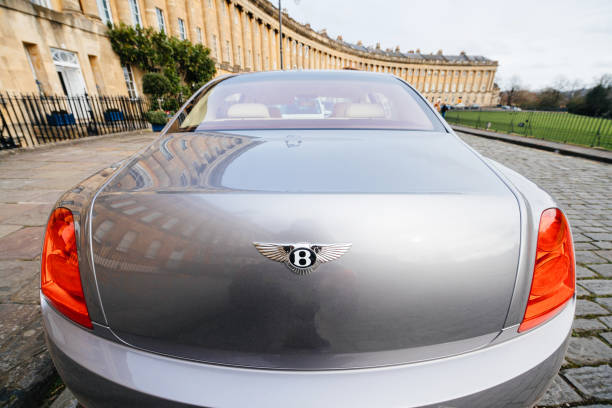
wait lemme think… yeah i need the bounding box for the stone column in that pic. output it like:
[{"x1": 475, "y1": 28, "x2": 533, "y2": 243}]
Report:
[
  {"x1": 142, "y1": 0, "x2": 157, "y2": 29},
  {"x1": 60, "y1": 0, "x2": 82, "y2": 13},
  {"x1": 115, "y1": 0, "x2": 133, "y2": 25},
  {"x1": 80, "y1": 0, "x2": 100, "y2": 19}
]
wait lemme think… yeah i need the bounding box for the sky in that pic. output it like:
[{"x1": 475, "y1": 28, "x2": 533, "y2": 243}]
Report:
[{"x1": 279, "y1": 0, "x2": 612, "y2": 91}]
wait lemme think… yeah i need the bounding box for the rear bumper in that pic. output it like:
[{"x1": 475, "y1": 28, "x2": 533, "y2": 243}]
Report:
[{"x1": 42, "y1": 296, "x2": 574, "y2": 408}]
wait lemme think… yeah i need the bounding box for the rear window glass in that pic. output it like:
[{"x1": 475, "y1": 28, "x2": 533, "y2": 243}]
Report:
[{"x1": 170, "y1": 72, "x2": 444, "y2": 132}]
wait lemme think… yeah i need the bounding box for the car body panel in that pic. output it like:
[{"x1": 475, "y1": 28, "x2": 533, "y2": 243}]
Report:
[
  {"x1": 42, "y1": 294, "x2": 574, "y2": 408},
  {"x1": 87, "y1": 129, "x2": 522, "y2": 369}
]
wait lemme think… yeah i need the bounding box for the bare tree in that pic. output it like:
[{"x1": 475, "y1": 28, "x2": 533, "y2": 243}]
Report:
[{"x1": 504, "y1": 76, "x2": 523, "y2": 106}]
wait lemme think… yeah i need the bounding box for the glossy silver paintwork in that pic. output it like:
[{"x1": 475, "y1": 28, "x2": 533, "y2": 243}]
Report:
[
  {"x1": 42, "y1": 294, "x2": 574, "y2": 408},
  {"x1": 86, "y1": 127, "x2": 521, "y2": 369},
  {"x1": 40, "y1": 71, "x2": 575, "y2": 406}
]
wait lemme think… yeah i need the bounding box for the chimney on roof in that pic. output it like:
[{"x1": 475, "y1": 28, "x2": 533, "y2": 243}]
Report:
[
  {"x1": 304, "y1": 23, "x2": 310, "y2": 28},
  {"x1": 385, "y1": 48, "x2": 391, "y2": 52},
  {"x1": 337, "y1": 35, "x2": 343, "y2": 41},
  {"x1": 416, "y1": 48, "x2": 421, "y2": 53},
  {"x1": 319, "y1": 28, "x2": 327, "y2": 36},
  {"x1": 437, "y1": 49, "x2": 443, "y2": 55},
  {"x1": 376, "y1": 42, "x2": 381, "y2": 49},
  {"x1": 460, "y1": 50, "x2": 466, "y2": 55},
  {"x1": 395, "y1": 45, "x2": 401, "y2": 52},
  {"x1": 357, "y1": 40, "x2": 363, "y2": 46}
]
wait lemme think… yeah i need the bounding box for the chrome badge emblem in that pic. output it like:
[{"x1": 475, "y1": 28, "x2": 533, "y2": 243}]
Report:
[{"x1": 253, "y1": 242, "x2": 352, "y2": 275}]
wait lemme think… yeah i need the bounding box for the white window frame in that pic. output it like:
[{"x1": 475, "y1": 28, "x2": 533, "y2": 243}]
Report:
[
  {"x1": 156, "y1": 8, "x2": 166, "y2": 32},
  {"x1": 129, "y1": 0, "x2": 142, "y2": 27},
  {"x1": 122, "y1": 65, "x2": 138, "y2": 99},
  {"x1": 178, "y1": 18, "x2": 186, "y2": 40},
  {"x1": 212, "y1": 34, "x2": 218, "y2": 58},
  {"x1": 30, "y1": 0, "x2": 51, "y2": 8},
  {"x1": 196, "y1": 27, "x2": 203, "y2": 44},
  {"x1": 96, "y1": 0, "x2": 113, "y2": 24}
]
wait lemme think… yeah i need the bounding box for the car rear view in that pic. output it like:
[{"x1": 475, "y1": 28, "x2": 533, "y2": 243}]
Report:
[{"x1": 41, "y1": 71, "x2": 575, "y2": 408}]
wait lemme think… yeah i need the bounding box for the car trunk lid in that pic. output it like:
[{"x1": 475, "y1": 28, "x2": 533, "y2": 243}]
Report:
[{"x1": 90, "y1": 130, "x2": 520, "y2": 369}]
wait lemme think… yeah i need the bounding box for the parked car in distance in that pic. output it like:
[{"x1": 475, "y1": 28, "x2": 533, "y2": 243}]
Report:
[{"x1": 41, "y1": 70, "x2": 575, "y2": 408}]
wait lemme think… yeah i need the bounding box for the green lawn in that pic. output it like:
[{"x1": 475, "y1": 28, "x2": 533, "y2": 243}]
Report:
[{"x1": 444, "y1": 110, "x2": 612, "y2": 150}]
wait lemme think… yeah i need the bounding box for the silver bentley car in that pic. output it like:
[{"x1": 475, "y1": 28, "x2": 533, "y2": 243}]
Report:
[{"x1": 41, "y1": 71, "x2": 575, "y2": 407}]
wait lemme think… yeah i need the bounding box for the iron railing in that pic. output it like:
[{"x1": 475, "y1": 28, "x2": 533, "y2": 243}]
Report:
[
  {"x1": 0, "y1": 93, "x2": 152, "y2": 150},
  {"x1": 445, "y1": 109, "x2": 612, "y2": 150}
]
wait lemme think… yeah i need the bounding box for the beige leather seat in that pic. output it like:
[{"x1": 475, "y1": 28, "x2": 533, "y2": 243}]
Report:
[
  {"x1": 344, "y1": 103, "x2": 385, "y2": 118},
  {"x1": 227, "y1": 103, "x2": 270, "y2": 119}
]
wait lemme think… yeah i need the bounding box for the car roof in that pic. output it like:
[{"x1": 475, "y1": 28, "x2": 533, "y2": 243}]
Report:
[{"x1": 228, "y1": 69, "x2": 399, "y2": 82}]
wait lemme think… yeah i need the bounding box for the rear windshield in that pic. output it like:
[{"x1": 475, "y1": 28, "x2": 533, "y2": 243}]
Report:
[{"x1": 170, "y1": 72, "x2": 445, "y2": 132}]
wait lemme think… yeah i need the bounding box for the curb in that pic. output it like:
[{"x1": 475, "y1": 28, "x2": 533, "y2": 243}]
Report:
[
  {"x1": 0, "y1": 129, "x2": 155, "y2": 158},
  {"x1": 451, "y1": 125, "x2": 612, "y2": 164}
]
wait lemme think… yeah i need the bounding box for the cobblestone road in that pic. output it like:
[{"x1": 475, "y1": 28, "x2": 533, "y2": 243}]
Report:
[
  {"x1": 0, "y1": 131, "x2": 610, "y2": 407},
  {"x1": 459, "y1": 132, "x2": 612, "y2": 407}
]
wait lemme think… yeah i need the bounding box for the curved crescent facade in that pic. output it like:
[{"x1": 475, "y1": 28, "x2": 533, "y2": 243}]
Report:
[{"x1": 2, "y1": 0, "x2": 499, "y2": 106}]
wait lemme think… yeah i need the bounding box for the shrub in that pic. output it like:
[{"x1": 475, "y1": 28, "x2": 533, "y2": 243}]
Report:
[
  {"x1": 162, "y1": 98, "x2": 180, "y2": 112},
  {"x1": 142, "y1": 73, "x2": 172, "y2": 100},
  {"x1": 145, "y1": 110, "x2": 168, "y2": 125}
]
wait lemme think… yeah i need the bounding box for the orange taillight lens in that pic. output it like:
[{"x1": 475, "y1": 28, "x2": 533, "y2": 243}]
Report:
[
  {"x1": 41, "y1": 208, "x2": 92, "y2": 329},
  {"x1": 519, "y1": 208, "x2": 574, "y2": 332}
]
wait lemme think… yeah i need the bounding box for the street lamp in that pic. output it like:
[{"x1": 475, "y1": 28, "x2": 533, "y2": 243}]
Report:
[{"x1": 278, "y1": 0, "x2": 283, "y2": 70}]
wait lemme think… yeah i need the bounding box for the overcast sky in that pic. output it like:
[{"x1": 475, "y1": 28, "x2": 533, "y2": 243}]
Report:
[{"x1": 280, "y1": 0, "x2": 612, "y2": 90}]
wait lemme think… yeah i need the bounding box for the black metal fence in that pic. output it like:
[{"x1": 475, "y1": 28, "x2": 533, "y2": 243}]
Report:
[
  {"x1": 445, "y1": 109, "x2": 612, "y2": 150},
  {"x1": 0, "y1": 93, "x2": 152, "y2": 150}
]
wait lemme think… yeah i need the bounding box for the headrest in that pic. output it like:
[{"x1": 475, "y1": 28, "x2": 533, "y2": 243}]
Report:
[
  {"x1": 227, "y1": 103, "x2": 270, "y2": 119},
  {"x1": 344, "y1": 103, "x2": 385, "y2": 118}
]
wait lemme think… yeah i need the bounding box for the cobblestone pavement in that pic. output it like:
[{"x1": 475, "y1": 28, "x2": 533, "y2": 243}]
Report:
[
  {"x1": 0, "y1": 131, "x2": 158, "y2": 407},
  {"x1": 1, "y1": 130, "x2": 611, "y2": 407},
  {"x1": 458, "y1": 133, "x2": 612, "y2": 407}
]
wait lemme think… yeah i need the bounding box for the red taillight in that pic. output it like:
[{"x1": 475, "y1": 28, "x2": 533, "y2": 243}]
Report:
[
  {"x1": 41, "y1": 208, "x2": 92, "y2": 329},
  {"x1": 519, "y1": 208, "x2": 574, "y2": 332}
]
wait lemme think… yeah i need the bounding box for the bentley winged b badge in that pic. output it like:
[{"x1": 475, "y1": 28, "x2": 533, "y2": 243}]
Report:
[{"x1": 253, "y1": 242, "x2": 352, "y2": 275}]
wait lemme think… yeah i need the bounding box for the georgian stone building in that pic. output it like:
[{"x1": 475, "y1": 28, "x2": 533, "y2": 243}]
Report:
[{"x1": 1, "y1": 0, "x2": 500, "y2": 105}]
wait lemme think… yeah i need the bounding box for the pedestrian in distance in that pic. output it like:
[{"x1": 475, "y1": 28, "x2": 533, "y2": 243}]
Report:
[{"x1": 441, "y1": 103, "x2": 449, "y2": 118}]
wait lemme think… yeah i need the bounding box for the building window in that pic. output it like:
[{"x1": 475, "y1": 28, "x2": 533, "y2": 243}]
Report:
[
  {"x1": 247, "y1": 49, "x2": 252, "y2": 67},
  {"x1": 178, "y1": 18, "x2": 186, "y2": 40},
  {"x1": 30, "y1": 0, "x2": 51, "y2": 7},
  {"x1": 96, "y1": 0, "x2": 113, "y2": 24},
  {"x1": 233, "y1": 7, "x2": 239, "y2": 24},
  {"x1": 207, "y1": 0, "x2": 212, "y2": 8},
  {"x1": 237, "y1": 45, "x2": 241, "y2": 66},
  {"x1": 24, "y1": 44, "x2": 44, "y2": 94},
  {"x1": 122, "y1": 65, "x2": 138, "y2": 98},
  {"x1": 129, "y1": 0, "x2": 142, "y2": 26},
  {"x1": 225, "y1": 40, "x2": 231, "y2": 63},
  {"x1": 156, "y1": 8, "x2": 166, "y2": 32},
  {"x1": 212, "y1": 34, "x2": 218, "y2": 58},
  {"x1": 196, "y1": 27, "x2": 202, "y2": 43}
]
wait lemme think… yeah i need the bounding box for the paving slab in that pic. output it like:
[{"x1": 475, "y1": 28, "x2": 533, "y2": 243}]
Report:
[
  {"x1": 565, "y1": 337, "x2": 612, "y2": 365},
  {"x1": 536, "y1": 375, "x2": 583, "y2": 406},
  {"x1": 580, "y1": 280, "x2": 612, "y2": 296},
  {"x1": 572, "y1": 318, "x2": 607, "y2": 333},
  {"x1": 589, "y1": 264, "x2": 612, "y2": 278},
  {"x1": 564, "y1": 365, "x2": 612, "y2": 400},
  {"x1": 576, "y1": 299, "x2": 610, "y2": 316},
  {"x1": 0, "y1": 130, "x2": 157, "y2": 407}
]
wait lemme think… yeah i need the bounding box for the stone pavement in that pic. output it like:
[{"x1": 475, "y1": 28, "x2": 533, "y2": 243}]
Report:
[
  {"x1": 0, "y1": 130, "x2": 610, "y2": 407},
  {"x1": 0, "y1": 131, "x2": 158, "y2": 407}
]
